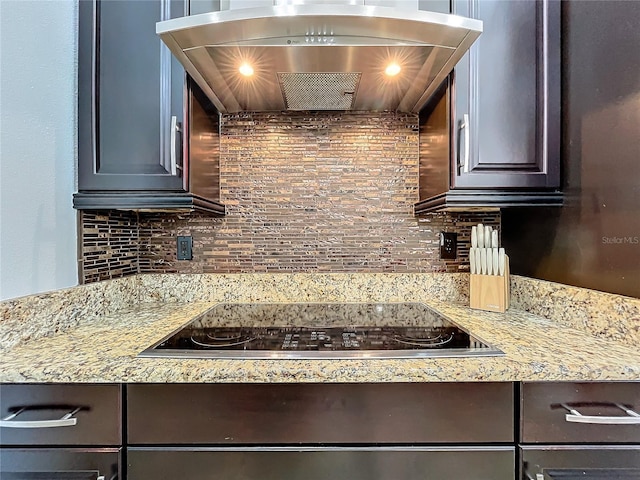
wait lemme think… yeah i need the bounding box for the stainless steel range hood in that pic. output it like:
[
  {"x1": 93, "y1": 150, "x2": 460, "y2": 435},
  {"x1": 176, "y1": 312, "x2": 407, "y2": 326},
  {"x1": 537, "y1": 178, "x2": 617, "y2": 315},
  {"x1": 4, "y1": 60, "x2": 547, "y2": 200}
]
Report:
[{"x1": 157, "y1": 1, "x2": 482, "y2": 113}]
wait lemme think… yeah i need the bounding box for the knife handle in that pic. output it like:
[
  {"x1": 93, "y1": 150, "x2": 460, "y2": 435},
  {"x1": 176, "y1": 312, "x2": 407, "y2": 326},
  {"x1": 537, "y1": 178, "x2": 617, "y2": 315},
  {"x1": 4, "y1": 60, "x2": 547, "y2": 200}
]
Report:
[
  {"x1": 491, "y1": 230, "x2": 499, "y2": 248},
  {"x1": 480, "y1": 248, "x2": 487, "y2": 275},
  {"x1": 470, "y1": 248, "x2": 476, "y2": 274}
]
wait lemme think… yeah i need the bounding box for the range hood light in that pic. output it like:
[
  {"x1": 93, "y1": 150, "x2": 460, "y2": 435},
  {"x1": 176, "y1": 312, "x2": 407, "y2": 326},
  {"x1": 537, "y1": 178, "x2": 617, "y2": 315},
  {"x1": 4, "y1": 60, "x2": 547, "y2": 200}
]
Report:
[
  {"x1": 239, "y1": 62, "x2": 254, "y2": 77},
  {"x1": 385, "y1": 63, "x2": 401, "y2": 77}
]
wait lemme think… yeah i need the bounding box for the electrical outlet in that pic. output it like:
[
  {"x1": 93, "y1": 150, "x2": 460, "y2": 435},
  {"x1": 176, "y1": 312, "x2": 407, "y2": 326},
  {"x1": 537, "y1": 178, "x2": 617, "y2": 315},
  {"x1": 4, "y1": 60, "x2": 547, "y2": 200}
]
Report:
[
  {"x1": 439, "y1": 232, "x2": 457, "y2": 260},
  {"x1": 177, "y1": 236, "x2": 193, "y2": 260}
]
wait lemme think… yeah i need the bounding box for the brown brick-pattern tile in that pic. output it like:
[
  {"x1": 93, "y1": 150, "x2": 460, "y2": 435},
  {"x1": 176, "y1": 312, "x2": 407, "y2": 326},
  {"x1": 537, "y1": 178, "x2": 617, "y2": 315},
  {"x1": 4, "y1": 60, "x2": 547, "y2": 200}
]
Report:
[
  {"x1": 79, "y1": 211, "x2": 138, "y2": 283},
  {"x1": 81, "y1": 112, "x2": 501, "y2": 280},
  {"x1": 436, "y1": 211, "x2": 502, "y2": 272},
  {"x1": 137, "y1": 210, "x2": 500, "y2": 275},
  {"x1": 135, "y1": 112, "x2": 501, "y2": 275}
]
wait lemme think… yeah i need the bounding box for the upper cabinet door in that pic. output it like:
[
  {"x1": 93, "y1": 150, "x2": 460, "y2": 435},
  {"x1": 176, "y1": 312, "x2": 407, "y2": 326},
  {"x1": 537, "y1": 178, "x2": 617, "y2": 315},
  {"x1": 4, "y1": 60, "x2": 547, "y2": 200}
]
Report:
[
  {"x1": 452, "y1": 0, "x2": 560, "y2": 189},
  {"x1": 78, "y1": 0, "x2": 186, "y2": 191}
]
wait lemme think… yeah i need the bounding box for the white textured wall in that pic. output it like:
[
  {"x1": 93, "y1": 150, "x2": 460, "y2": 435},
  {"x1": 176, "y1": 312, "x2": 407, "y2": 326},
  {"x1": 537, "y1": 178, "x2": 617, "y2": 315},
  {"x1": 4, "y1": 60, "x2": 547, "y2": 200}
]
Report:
[{"x1": 0, "y1": 0, "x2": 78, "y2": 300}]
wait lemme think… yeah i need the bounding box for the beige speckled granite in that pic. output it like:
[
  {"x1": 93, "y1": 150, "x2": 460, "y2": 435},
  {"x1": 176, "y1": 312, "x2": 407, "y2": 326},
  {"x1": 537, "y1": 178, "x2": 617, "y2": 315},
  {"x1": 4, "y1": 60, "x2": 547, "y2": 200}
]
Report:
[
  {"x1": 136, "y1": 273, "x2": 470, "y2": 304},
  {"x1": 511, "y1": 275, "x2": 640, "y2": 347},
  {"x1": 1, "y1": 298, "x2": 638, "y2": 383},
  {"x1": 2, "y1": 273, "x2": 638, "y2": 383},
  {"x1": 0, "y1": 273, "x2": 468, "y2": 351},
  {"x1": 136, "y1": 273, "x2": 639, "y2": 347},
  {"x1": 0, "y1": 276, "x2": 138, "y2": 350}
]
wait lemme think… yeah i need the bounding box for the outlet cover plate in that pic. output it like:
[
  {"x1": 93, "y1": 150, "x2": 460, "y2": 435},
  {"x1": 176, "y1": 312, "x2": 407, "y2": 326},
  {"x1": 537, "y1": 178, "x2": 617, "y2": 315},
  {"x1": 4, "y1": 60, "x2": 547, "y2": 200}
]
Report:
[
  {"x1": 177, "y1": 236, "x2": 193, "y2": 260},
  {"x1": 439, "y1": 232, "x2": 457, "y2": 260}
]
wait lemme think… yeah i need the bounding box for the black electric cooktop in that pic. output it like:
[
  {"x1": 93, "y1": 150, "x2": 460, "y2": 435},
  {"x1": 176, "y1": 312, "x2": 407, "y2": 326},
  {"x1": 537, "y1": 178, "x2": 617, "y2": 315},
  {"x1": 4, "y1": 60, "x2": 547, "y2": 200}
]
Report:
[{"x1": 139, "y1": 302, "x2": 504, "y2": 359}]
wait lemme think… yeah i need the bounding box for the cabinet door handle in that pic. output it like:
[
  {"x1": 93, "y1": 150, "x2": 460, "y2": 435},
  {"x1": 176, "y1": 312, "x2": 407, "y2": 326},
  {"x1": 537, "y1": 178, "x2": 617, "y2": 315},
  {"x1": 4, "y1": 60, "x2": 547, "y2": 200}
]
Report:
[
  {"x1": 170, "y1": 115, "x2": 183, "y2": 176},
  {"x1": 561, "y1": 403, "x2": 640, "y2": 425},
  {"x1": 459, "y1": 113, "x2": 470, "y2": 173},
  {"x1": 0, "y1": 406, "x2": 81, "y2": 429}
]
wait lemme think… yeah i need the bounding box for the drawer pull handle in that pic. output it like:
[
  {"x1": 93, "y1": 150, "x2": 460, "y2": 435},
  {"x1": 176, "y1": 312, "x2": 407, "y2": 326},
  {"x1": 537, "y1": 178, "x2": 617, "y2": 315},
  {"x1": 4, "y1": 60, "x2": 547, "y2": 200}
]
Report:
[
  {"x1": 561, "y1": 403, "x2": 640, "y2": 425},
  {"x1": 0, "y1": 406, "x2": 81, "y2": 429}
]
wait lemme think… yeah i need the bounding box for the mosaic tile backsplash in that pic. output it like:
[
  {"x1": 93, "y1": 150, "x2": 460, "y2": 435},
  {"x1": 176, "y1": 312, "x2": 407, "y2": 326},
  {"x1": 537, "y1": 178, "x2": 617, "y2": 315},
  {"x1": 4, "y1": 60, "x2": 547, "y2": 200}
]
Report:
[
  {"x1": 80, "y1": 112, "x2": 500, "y2": 281},
  {"x1": 79, "y1": 211, "x2": 138, "y2": 284}
]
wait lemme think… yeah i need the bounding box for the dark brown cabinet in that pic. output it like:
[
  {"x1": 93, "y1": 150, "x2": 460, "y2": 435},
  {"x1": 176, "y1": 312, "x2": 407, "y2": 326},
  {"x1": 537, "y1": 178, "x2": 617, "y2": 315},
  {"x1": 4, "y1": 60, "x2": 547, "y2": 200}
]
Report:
[
  {"x1": 127, "y1": 383, "x2": 515, "y2": 480},
  {"x1": 3, "y1": 381, "x2": 639, "y2": 479},
  {"x1": 73, "y1": 0, "x2": 224, "y2": 215},
  {"x1": 0, "y1": 384, "x2": 122, "y2": 479},
  {"x1": 519, "y1": 382, "x2": 640, "y2": 479},
  {"x1": 128, "y1": 448, "x2": 515, "y2": 480},
  {"x1": 415, "y1": 0, "x2": 563, "y2": 213},
  {"x1": 0, "y1": 449, "x2": 120, "y2": 480},
  {"x1": 127, "y1": 383, "x2": 514, "y2": 444}
]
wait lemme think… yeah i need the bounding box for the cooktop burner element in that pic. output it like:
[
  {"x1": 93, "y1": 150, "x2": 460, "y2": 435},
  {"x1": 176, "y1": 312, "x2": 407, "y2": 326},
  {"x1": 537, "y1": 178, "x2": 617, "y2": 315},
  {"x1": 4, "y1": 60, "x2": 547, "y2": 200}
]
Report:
[
  {"x1": 138, "y1": 303, "x2": 504, "y2": 359},
  {"x1": 391, "y1": 331, "x2": 454, "y2": 347},
  {"x1": 191, "y1": 330, "x2": 257, "y2": 348}
]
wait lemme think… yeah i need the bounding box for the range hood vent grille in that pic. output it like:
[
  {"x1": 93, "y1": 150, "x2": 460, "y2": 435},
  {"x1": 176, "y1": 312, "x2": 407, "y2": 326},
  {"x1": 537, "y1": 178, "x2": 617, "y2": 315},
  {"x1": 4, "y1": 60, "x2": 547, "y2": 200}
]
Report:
[{"x1": 279, "y1": 72, "x2": 361, "y2": 111}]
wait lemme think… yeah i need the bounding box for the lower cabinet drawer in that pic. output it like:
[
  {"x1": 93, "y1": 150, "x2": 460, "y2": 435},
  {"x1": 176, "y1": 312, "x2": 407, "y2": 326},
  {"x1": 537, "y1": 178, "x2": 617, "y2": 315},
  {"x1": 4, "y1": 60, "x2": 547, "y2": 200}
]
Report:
[
  {"x1": 128, "y1": 447, "x2": 515, "y2": 480},
  {"x1": 0, "y1": 447, "x2": 121, "y2": 479},
  {"x1": 0, "y1": 384, "x2": 121, "y2": 446},
  {"x1": 521, "y1": 382, "x2": 640, "y2": 443},
  {"x1": 521, "y1": 446, "x2": 640, "y2": 480},
  {"x1": 128, "y1": 382, "x2": 514, "y2": 444}
]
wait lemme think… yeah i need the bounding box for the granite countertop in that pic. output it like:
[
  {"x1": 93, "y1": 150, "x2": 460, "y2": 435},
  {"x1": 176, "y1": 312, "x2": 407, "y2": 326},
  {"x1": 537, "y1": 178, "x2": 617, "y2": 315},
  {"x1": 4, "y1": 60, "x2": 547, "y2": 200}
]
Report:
[{"x1": 2, "y1": 298, "x2": 639, "y2": 383}]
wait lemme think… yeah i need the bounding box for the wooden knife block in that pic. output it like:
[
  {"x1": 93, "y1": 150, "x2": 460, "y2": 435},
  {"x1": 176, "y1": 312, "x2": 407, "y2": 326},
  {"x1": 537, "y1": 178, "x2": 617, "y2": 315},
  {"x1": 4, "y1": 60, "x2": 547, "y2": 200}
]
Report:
[{"x1": 470, "y1": 256, "x2": 510, "y2": 313}]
